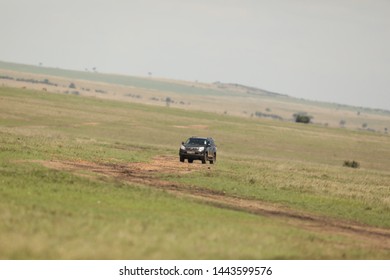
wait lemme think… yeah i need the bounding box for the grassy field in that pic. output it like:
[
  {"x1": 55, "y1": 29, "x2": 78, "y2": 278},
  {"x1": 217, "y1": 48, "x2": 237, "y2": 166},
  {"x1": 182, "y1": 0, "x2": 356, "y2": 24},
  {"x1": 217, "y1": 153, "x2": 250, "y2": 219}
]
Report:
[{"x1": 1, "y1": 86, "x2": 390, "y2": 259}]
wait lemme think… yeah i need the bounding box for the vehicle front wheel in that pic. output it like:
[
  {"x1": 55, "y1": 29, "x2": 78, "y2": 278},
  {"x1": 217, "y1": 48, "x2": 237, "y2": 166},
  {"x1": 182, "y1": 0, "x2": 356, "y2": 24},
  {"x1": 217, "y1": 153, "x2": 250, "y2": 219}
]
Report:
[
  {"x1": 210, "y1": 153, "x2": 216, "y2": 164},
  {"x1": 202, "y1": 153, "x2": 207, "y2": 164},
  {"x1": 180, "y1": 156, "x2": 184, "y2": 162}
]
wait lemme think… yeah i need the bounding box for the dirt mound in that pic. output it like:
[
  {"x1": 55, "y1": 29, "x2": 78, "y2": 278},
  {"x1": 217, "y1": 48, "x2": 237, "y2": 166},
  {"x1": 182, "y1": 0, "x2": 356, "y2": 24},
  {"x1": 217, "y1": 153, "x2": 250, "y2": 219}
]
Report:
[{"x1": 38, "y1": 156, "x2": 390, "y2": 250}]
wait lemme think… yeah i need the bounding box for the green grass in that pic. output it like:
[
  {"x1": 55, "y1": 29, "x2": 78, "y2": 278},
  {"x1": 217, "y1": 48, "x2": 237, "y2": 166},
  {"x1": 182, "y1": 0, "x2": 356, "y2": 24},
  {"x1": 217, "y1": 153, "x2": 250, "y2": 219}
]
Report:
[
  {"x1": 1, "y1": 87, "x2": 389, "y2": 259},
  {"x1": 0, "y1": 162, "x2": 187, "y2": 259},
  {"x1": 0, "y1": 161, "x2": 385, "y2": 259},
  {"x1": 168, "y1": 159, "x2": 390, "y2": 227}
]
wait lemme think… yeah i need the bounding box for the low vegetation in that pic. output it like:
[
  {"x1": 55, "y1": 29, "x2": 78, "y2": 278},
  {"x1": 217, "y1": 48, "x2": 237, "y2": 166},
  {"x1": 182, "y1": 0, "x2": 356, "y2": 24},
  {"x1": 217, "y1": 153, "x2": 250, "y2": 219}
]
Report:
[
  {"x1": 293, "y1": 113, "x2": 312, "y2": 124},
  {"x1": 343, "y1": 160, "x2": 360, "y2": 169}
]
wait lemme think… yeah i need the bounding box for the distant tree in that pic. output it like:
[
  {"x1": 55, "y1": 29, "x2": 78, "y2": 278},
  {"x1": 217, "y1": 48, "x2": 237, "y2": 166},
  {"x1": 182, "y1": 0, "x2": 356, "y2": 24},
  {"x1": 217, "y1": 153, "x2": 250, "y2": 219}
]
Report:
[
  {"x1": 69, "y1": 82, "x2": 76, "y2": 89},
  {"x1": 385, "y1": 128, "x2": 388, "y2": 134},
  {"x1": 293, "y1": 113, "x2": 312, "y2": 124},
  {"x1": 165, "y1": 97, "x2": 172, "y2": 107},
  {"x1": 339, "y1": 119, "x2": 346, "y2": 127},
  {"x1": 362, "y1": 123, "x2": 368, "y2": 129}
]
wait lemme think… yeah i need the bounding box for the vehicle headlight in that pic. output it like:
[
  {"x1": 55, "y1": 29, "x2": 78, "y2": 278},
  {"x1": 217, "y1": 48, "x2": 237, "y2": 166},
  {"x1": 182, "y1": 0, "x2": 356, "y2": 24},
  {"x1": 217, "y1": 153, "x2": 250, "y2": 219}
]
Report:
[
  {"x1": 198, "y1": 147, "x2": 204, "y2": 152},
  {"x1": 180, "y1": 145, "x2": 186, "y2": 150}
]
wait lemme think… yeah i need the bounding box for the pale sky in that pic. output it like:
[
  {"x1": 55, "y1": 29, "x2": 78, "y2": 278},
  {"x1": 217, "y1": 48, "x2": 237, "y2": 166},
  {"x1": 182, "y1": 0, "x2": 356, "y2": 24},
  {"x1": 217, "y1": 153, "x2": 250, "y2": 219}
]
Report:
[{"x1": 1, "y1": 0, "x2": 390, "y2": 110}]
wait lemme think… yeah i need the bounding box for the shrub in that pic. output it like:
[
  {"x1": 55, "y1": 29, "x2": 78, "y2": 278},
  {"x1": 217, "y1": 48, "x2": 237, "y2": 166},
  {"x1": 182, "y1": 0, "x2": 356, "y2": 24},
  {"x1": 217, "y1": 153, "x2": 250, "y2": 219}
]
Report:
[
  {"x1": 343, "y1": 160, "x2": 360, "y2": 168},
  {"x1": 0, "y1": 75, "x2": 14, "y2": 80},
  {"x1": 95, "y1": 89, "x2": 106, "y2": 94},
  {"x1": 255, "y1": 111, "x2": 283, "y2": 120},
  {"x1": 165, "y1": 97, "x2": 172, "y2": 107},
  {"x1": 293, "y1": 113, "x2": 312, "y2": 124}
]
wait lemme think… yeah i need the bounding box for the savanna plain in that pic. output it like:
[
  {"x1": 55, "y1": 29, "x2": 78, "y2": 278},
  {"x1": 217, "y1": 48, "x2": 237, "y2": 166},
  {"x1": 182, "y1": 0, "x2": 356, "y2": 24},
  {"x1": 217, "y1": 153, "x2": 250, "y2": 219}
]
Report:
[{"x1": 1, "y1": 77, "x2": 390, "y2": 259}]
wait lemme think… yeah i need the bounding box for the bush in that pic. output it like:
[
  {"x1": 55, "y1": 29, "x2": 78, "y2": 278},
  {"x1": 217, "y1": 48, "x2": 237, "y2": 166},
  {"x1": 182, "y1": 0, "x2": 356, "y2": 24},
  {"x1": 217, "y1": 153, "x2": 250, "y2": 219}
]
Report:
[
  {"x1": 343, "y1": 160, "x2": 360, "y2": 168},
  {"x1": 255, "y1": 111, "x2": 283, "y2": 120},
  {"x1": 293, "y1": 113, "x2": 312, "y2": 124},
  {"x1": 0, "y1": 75, "x2": 14, "y2": 80}
]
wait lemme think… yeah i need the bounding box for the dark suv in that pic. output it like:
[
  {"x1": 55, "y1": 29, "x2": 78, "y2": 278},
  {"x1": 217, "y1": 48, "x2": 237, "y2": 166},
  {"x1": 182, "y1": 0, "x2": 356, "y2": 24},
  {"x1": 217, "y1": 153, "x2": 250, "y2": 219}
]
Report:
[{"x1": 179, "y1": 137, "x2": 217, "y2": 164}]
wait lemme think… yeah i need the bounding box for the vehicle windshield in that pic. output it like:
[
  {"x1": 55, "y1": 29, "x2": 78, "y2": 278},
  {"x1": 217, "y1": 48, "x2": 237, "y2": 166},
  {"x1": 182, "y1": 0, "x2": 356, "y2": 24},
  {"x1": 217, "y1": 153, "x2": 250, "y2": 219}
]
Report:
[{"x1": 186, "y1": 138, "x2": 207, "y2": 145}]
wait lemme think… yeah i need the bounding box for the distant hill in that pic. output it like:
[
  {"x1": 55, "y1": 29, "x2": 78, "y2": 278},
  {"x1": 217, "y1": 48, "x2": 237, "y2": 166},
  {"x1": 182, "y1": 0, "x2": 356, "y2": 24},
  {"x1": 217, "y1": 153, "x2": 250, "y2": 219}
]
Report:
[
  {"x1": 1, "y1": 60, "x2": 389, "y2": 132},
  {"x1": 213, "y1": 81, "x2": 287, "y2": 97}
]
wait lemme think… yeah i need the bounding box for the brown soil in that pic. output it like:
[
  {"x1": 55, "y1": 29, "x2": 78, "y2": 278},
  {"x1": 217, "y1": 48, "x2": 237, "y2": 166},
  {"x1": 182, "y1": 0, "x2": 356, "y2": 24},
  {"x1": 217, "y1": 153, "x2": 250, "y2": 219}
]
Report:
[{"x1": 39, "y1": 156, "x2": 390, "y2": 250}]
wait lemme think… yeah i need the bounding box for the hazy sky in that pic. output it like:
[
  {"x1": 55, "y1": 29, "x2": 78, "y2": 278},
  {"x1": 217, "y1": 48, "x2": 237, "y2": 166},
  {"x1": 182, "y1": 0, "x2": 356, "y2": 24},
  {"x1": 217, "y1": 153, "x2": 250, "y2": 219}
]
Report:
[{"x1": 1, "y1": 0, "x2": 390, "y2": 109}]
